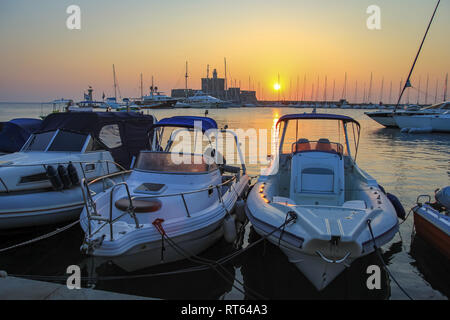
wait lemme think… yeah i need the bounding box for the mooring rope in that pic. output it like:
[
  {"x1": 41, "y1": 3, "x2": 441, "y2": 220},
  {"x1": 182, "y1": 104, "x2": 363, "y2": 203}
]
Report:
[
  {"x1": 367, "y1": 219, "x2": 414, "y2": 300},
  {"x1": 0, "y1": 220, "x2": 80, "y2": 254}
]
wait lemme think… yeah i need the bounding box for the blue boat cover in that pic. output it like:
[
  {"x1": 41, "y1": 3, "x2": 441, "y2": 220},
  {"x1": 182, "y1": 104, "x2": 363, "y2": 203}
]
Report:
[
  {"x1": 277, "y1": 113, "x2": 360, "y2": 127},
  {"x1": 36, "y1": 112, "x2": 155, "y2": 169},
  {"x1": 152, "y1": 116, "x2": 218, "y2": 132},
  {"x1": 0, "y1": 118, "x2": 42, "y2": 153}
]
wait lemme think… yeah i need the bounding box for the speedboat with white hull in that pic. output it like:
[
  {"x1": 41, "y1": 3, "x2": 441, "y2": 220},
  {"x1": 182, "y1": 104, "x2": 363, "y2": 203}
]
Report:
[
  {"x1": 0, "y1": 112, "x2": 155, "y2": 231},
  {"x1": 80, "y1": 116, "x2": 250, "y2": 272},
  {"x1": 245, "y1": 113, "x2": 401, "y2": 290}
]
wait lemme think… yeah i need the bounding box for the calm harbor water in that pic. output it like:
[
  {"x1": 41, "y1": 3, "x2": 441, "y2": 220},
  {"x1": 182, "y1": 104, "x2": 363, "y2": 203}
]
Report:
[{"x1": 0, "y1": 103, "x2": 449, "y2": 300}]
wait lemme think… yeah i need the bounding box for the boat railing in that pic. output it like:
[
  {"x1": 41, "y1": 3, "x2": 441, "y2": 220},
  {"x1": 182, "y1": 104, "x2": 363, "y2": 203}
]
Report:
[{"x1": 81, "y1": 173, "x2": 239, "y2": 242}]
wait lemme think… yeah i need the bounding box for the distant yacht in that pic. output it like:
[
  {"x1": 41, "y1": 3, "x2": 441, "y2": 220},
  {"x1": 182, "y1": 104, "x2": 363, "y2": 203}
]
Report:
[
  {"x1": 134, "y1": 86, "x2": 177, "y2": 109},
  {"x1": 366, "y1": 101, "x2": 450, "y2": 128},
  {"x1": 176, "y1": 92, "x2": 230, "y2": 108},
  {"x1": 394, "y1": 111, "x2": 450, "y2": 133}
]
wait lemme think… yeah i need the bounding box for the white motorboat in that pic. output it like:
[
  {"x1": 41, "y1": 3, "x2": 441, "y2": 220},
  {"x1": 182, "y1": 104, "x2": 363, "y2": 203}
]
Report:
[
  {"x1": 0, "y1": 112, "x2": 156, "y2": 230},
  {"x1": 366, "y1": 101, "x2": 450, "y2": 128},
  {"x1": 394, "y1": 111, "x2": 450, "y2": 133},
  {"x1": 80, "y1": 116, "x2": 250, "y2": 272},
  {"x1": 134, "y1": 86, "x2": 177, "y2": 109},
  {"x1": 245, "y1": 113, "x2": 401, "y2": 290}
]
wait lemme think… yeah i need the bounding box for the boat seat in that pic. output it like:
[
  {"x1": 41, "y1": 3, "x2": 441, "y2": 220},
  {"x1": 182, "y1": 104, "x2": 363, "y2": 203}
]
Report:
[
  {"x1": 115, "y1": 198, "x2": 162, "y2": 213},
  {"x1": 292, "y1": 138, "x2": 311, "y2": 153},
  {"x1": 316, "y1": 138, "x2": 332, "y2": 152},
  {"x1": 342, "y1": 200, "x2": 366, "y2": 210}
]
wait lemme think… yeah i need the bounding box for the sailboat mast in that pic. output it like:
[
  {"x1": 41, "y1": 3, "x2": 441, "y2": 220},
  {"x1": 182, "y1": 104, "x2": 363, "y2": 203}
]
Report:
[
  {"x1": 224, "y1": 58, "x2": 228, "y2": 100},
  {"x1": 342, "y1": 72, "x2": 347, "y2": 100},
  {"x1": 113, "y1": 64, "x2": 117, "y2": 101},
  {"x1": 185, "y1": 61, "x2": 189, "y2": 98},
  {"x1": 354, "y1": 80, "x2": 358, "y2": 103},
  {"x1": 368, "y1": 72, "x2": 373, "y2": 103},
  {"x1": 140, "y1": 73, "x2": 143, "y2": 99},
  {"x1": 379, "y1": 77, "x2": 384, "y2": 103},
  {"x1": 435, "y1": 78, "x2": 439, "y2": 104},
  {"x1": 444, "y1": 73, "x2": 448, "y2": 101},
  {"x1": 323, "y1": 76, "x2": 327, "y2": 102},
  {"x1": 417, "y1": 76, "x2": 422, "y2": 104},
  {"x1": 389, "y1": 81, "x2": 393, "y2": 104},
  {"x1": 425, "y1": 74, "x2": 429, "y2": 104}
]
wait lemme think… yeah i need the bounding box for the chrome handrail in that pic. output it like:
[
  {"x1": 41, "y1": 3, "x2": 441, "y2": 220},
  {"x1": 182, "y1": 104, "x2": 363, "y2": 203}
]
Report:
[{"x1": 82, "y1": 174, "x2": 240, "y2": 242}]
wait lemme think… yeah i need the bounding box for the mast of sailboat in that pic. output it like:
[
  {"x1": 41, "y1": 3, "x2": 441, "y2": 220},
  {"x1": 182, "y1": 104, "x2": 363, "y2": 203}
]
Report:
[
  {"x1": 368, "y1": 72, "x2": 373, "y2": 103},
  {"x1": 435, "y1": 78, "x2": 439, "y2": 104},
  {"x1": 113, "y1": 64, "x2": 117, "y2": 101},
  {"x1": 379, "y1": 77, "x2": 384, "y2": 103},
  {"x1": 332, "y1": 79, "x2": 335, "y2": 102},
  {"x1": 354, "y1": 80, "x2": 358, "y2": 103},
  {"x1": 444, "y1": 73, "x2": 448, "y2": 101},
  {"x1": 341, "y1": 72, "x2": 347, "y2": 101},
  {"x1": 185, "y1": 61, "x2": 189, "y2": 98},
  {"x1": 389, "y1": 81, "x2": 393, "y2": 105},
  {"x1": 417, "y1": 76, "x2": 421, "y2": 104},
  {"x1": 224, "y1": 58, "x2": 228, "y2": 100},
  {"x1": 302, "y1": 74, "x2": 306, "y2": 102},
  {"x1": 323, "y1": 76, "x2": 327, "y2": 102},
  {"x1": 425, "y1": 74, "x2": 430, "y2": 104},
  {"x1": 395, "y1": 0, "x2": 441, "y2": 111},
  {"x1": 140, "y1": 73, "x2": 143, "y2": 99}
]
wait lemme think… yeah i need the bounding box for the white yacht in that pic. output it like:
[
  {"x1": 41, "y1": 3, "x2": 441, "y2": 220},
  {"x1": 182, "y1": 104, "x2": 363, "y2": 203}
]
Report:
[
  {"x1": 245, "y1": 113, "x2": 401, "y2": 290},
  {"x1": 394, "y1": 111, "x2": 450, "y2": 133},
  {"x1": 80, "y1": 116, "x2": 250, "y2": 271},
  {"x1": 366, "y1": 101, "x2": 450, "y2": 128},
  {"x1": 0, "y1": 112, "x2": 156, "y2": 230},
  {"x1": 176, "y1": 92, "x2": 230, "y2": 109},
  {"x1": 135, "y1": 87, "x2": 177, "y2": 109}
]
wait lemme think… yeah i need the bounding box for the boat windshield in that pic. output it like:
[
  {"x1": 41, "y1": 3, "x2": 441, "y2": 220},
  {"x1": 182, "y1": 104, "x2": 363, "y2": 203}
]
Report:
[
  {"x1": 22, "y1": 130, "x2": 89, "y2": 152},
  {"x1": 278, "y1": 118, "x2": 360, "y2": 158},
  {"x1": 135, "y1": 151, "x2": 218, "y2": 173}
]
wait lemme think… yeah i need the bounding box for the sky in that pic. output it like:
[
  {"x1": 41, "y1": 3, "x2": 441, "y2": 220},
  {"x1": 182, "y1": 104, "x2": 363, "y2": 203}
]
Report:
[{"x1": 0, "y1": 0, "x2": 449, "y2": 103}]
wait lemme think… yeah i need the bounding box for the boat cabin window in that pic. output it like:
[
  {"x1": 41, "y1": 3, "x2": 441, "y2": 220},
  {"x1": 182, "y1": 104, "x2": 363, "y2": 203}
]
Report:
[
  {"x1": 23, "y1": 130, "x2": 89, "y2": 152},
  {"x1": 99, "y1": 124, "x2": 122, "y2": 149},
  {"x1": 135, "y1": 152, "x2": 218, "y2": 173}
]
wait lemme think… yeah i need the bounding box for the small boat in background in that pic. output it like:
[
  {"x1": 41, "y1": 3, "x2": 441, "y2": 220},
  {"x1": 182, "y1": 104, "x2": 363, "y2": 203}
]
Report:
[
  {"x1": 0, "y1": 118, "x2": 42, "y2": 156},
  {"x1": 80, "y1": 116, "x2": 249, "y2": 272},
  {"x1": 413, "y1": 187, "x2": 450, "y2": 259},
  {"x1": 0, "y1": 112, "x2": 156, "y2": 231}
]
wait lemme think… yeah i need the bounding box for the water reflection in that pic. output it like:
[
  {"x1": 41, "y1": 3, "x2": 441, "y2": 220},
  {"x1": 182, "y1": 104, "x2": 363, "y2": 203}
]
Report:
[{"x1": 410, "y1": 234, "x2": 450, "y2": 297}]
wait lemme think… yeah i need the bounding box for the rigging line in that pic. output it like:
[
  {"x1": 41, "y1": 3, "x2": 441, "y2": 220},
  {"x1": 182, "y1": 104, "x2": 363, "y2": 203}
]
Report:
[
  {"x1": 394, "y1": 0, "x2": 441, "y2": 111},
  {"x1": 367, "y1": 219, "x2": 414, "y2": 300}
]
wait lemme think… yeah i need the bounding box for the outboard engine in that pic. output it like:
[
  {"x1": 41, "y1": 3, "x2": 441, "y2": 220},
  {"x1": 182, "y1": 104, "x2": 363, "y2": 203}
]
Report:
[
  {"x1": 46, "y1": 165, "x2": 63, "y2": 191},
  {"x1": 67, "y1": 162, "x2": 80, "y2": 186},
  {"x1": 57, "y1": 165, "x2": 72, "y2": 189},
  {"x1": 435, "y1": 186, "x2": 450, "y2": 210}
]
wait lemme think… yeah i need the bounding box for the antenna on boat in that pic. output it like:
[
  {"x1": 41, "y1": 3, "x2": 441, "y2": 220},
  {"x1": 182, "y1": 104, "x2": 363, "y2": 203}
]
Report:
[{"x1": 394, "y1": 0, "x2": 441, "y2": 111}]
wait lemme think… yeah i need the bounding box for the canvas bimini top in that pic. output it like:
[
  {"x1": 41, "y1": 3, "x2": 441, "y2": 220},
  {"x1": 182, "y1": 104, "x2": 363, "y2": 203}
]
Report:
[
  {"x1": 0, "y1": 118, "x2": 43, "y2": 153},
  {"x1": 32, "y1": 112, "x2": 156, "y2": 169},
  {"x1": 151, "y1": 116, "x2": 218, "y2": 132},
  {"x1": 277, "y1": 113, "x2": 360, "y2": 127}
]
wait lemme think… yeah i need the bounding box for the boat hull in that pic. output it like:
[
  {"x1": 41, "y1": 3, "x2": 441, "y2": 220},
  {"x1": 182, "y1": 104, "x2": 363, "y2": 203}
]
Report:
[
  {"x1": 106, "y1": 222, "x2": 224, "y2": 272},
  {"x1": 413, "y1": 206, "x2": 450, "y2": 259},
  {"x1": 366, "y1": 113, "x2": 397, "y2": 127}
]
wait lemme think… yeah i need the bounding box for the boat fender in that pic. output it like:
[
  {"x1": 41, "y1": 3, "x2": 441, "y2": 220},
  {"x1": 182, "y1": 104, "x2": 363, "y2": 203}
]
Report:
[
  {"x1": 223, "y1": 215, "x2": 237, "y2": 243},
  {"x1": 387, "y1": 193, "x2": 406, "y2": 220},
  {"x1": 46, "y1": 165, "x2": 63, "y2": 191},
  {"x1": 400, "y1": 128, "x2": 411, "y2": 133},
  {"x1": 378, "y1": 184, "x2": 386, "y2": 194},
  {"x1": 67, "y1": 162, "x2": 80, "y2": 186},
  {"x1": 57, "y1": 164, "x2": 72, "y2": 189},
  {"x1": 234, "y1": 199, "x2": 247, "y2": 223},
  {"x1": 435, "y1": 186, "x2": 450, "y2": 209}
]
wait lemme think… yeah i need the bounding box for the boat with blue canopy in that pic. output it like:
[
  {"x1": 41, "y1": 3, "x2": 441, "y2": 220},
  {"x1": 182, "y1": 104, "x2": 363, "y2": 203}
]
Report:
[
  {"x1": 0, "y1": 118, "x2": 42, "y2": 156},
  {"x1": 79, "y1": 116, "x2": 249, "y2": 272}
]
